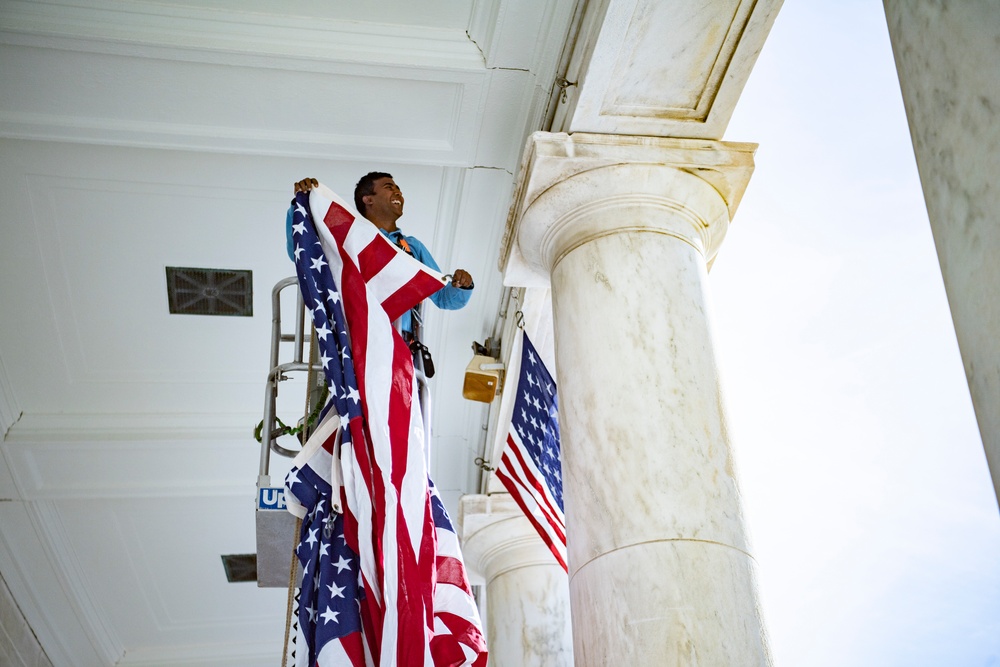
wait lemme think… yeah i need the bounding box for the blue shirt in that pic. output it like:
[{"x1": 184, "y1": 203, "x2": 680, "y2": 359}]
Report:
[{"x1": 286, "y1": 205, "x2": 471, "y2": 332}]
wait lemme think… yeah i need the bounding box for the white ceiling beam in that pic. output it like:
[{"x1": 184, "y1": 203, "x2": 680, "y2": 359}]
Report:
[
  {"x1": 1, "y1": 437, "x2": 264, "y2": 500},
  {"x1": 0, "y1": 0, "x2": 484, "y2": 70}
]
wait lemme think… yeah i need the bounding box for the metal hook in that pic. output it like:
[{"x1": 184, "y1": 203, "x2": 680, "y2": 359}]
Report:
[
  {"x1": 474, "y1": 457, "x2": 495, "y2": 472},
  {"x1": 509, "y1": 287, "x2": 525, "y2": 330},
  {"x1": 555, "y1": 76, "x2": 578, "y2": 104}
]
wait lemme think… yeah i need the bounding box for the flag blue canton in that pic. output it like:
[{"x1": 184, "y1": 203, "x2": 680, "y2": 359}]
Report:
[
  {"x1": 510, "y1": 335, "x2": 563, "y2": 510},
  {"x1": 295, "y1": 497, "x2": 364, "y2": 662},
  {"x1": 428, "y1": 478, "x2": 454, "y2": 532},
  {"x1": 288, "y1": 194, "x2": 362, "y2": 432},
  {"x1": 285, "y1": 192, "x2": 366, "y2": 662}
]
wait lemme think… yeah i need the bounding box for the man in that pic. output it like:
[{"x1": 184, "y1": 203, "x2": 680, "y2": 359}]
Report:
[
  {"x1": 290, "y1": 173, "x2": 474, "y2": 336},
  {"x1": 284, "y1": 175, "x2": 489, "y2": 665}
]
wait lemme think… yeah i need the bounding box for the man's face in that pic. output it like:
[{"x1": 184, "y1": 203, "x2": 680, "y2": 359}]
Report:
[{"x1": 364, "y1": 177, "x2": 404, "y2": 221}]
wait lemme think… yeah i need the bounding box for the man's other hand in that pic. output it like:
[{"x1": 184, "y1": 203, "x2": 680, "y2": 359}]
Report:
[
  {"x1": 451, "y1": 269, "x2": 474, "y2": 289},
  {"x1": 294, "y1": 178, "x2": 318, "y2": 193}
]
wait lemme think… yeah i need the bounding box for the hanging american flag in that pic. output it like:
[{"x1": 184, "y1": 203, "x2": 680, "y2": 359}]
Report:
[
  {"x1": 496, "y1": 331, "x2": 567, "y2": 571},
  {"x1": 283, "y1": 184, "x2": 487, "y2": 667}
]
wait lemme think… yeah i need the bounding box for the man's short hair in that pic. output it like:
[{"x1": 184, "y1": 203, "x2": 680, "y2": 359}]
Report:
[{"x1": 354, "y1": 171, "x2": 393, "y2": 216}]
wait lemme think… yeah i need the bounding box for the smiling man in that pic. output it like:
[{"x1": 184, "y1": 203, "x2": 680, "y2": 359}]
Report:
[
  {"x1": 283, "y1": 173, "x2": 488, "y2": 665},
  {"x1": 290, "y1": 172, "x2": 474, "y2": 338}
]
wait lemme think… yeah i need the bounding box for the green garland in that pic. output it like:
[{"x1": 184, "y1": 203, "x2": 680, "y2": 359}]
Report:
[{"x1": 253, "y1": 386, "x2": 330, "y2": 445}]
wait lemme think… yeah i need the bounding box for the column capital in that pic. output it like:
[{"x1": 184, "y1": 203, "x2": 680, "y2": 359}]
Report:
[
  {"x1": 459, "y1": 493, "x2": 562, "y2": 583},
  {"x1": 500, "y1": 132, "x2": 756, "y2": 287}
]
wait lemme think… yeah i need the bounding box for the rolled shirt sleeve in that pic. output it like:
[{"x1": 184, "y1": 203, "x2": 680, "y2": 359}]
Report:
[{"x1": 286, "y1": 203, "x2": 296, "y2": 262}]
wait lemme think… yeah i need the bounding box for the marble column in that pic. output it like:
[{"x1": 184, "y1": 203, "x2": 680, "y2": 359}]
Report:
[
  {"x1": 459, "y1": 494, "x2": 573, "y2": 667},
  {"x1": 883, "y1": 1, "x2": 1000, "y2": 509},
  {"x1": 501, "y1": 132, "x2": 770, "y2": 666}
]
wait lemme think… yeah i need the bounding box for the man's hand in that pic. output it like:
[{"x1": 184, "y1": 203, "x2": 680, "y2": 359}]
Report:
[
  {"x1": 451, "y1": 269, "x2": 474, "y2": 289},
  {"x1": 294, "y1": 178, "x2": 318, "y2": 193}
]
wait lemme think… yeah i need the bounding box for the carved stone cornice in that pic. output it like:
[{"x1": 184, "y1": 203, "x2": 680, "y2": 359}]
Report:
[
  {"x1": 551, "y1": 0, "x2": 784, "y2": 140},
  {"x1": 500, "y1": 132, "x2": 756, "y2": 286}
]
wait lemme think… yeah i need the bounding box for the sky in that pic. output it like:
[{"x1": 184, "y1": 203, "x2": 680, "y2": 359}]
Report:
[{"x1": 708, "y1": 2, "x2": 1000, "y2": 666}]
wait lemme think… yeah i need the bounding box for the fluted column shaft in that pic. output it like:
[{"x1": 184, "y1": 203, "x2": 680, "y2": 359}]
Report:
[{"x1": 502, "y1": 132, "x2": 770, "y2": 666}]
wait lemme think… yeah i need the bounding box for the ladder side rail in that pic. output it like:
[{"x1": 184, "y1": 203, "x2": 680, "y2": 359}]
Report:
[{"x1": 259, "y1": 277, "x2": 304, "y2": 486}]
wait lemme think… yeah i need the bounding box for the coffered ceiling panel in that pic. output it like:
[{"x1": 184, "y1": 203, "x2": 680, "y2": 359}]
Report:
[
  {"x1": 23, "y1": 496, "x2": 289, "y2": 665},
  {"x1": 0, "y1": 140, "x2": 477, "y2": 424},
  {"x1": 57, "y1": 497, "x2": 284, "y2": 640},
  {"x1": 0, "y1": 44, "x2": 487, "y2": 164}
]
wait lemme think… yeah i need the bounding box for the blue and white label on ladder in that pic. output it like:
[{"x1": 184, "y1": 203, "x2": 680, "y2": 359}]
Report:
[{"x1": 258, "y1": 487, "x2": 287, "y2": 511}]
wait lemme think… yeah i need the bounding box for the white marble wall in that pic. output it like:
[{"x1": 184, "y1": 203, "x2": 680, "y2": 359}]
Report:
[{"x1": 883, "y1": 1, "x2": 1000, "y2": 507}]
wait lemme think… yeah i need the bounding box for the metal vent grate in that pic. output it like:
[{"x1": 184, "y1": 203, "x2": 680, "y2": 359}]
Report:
[
  {"x1": 221, "y1": 554, "x2": 257, "y2": 583},
  {"x1": 166, "y1": 267, "x2": 253, "y2": 317}
]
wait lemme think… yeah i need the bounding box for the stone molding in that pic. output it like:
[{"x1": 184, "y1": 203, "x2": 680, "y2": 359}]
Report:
[
  {"x1": 551, "y1": 0, "x2": 785, "y2": 139},
  {"x1": 501, "y1": 132, "x2": 756, "y2": 286},
  {"x1": 459, "y1": 493, "x2": 562, "y2": 583},
  {"x1": 0, "y1": 0, "x2": 482, "y2": 70},
  {"x1": 1, "y1": 437, "x2": 259, "y2": 500}
]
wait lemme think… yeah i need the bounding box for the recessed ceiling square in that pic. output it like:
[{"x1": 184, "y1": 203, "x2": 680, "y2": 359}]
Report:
[
  {"x1": 166, "y1": 267, "x2": 253, "y2": 317},
  {"x1": 221, "y1": 553, "x2": 258, "y2": 583}
]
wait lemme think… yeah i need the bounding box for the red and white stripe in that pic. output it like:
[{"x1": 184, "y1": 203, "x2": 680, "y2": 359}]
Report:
[
  {"x1": 496, "y1": 436, "x2": 568, "y2": 572},
  {"x1": 494, "y1": 335, "x2": 567, "y2": 572},
  {"x1": 307, "y1": 185, "x2": 486, "y2": 666},
  {"x1": 430, "y1": 486, "x2": 488, "y2": 667}
]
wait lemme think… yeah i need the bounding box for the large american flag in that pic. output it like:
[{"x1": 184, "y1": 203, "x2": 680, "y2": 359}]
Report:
[
  {"x1": 496, "y1": 331, "x2": 567, "y2": 571},
  {"x1": 283, "y1": 184, "x2": 487, "y2": 666}
]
